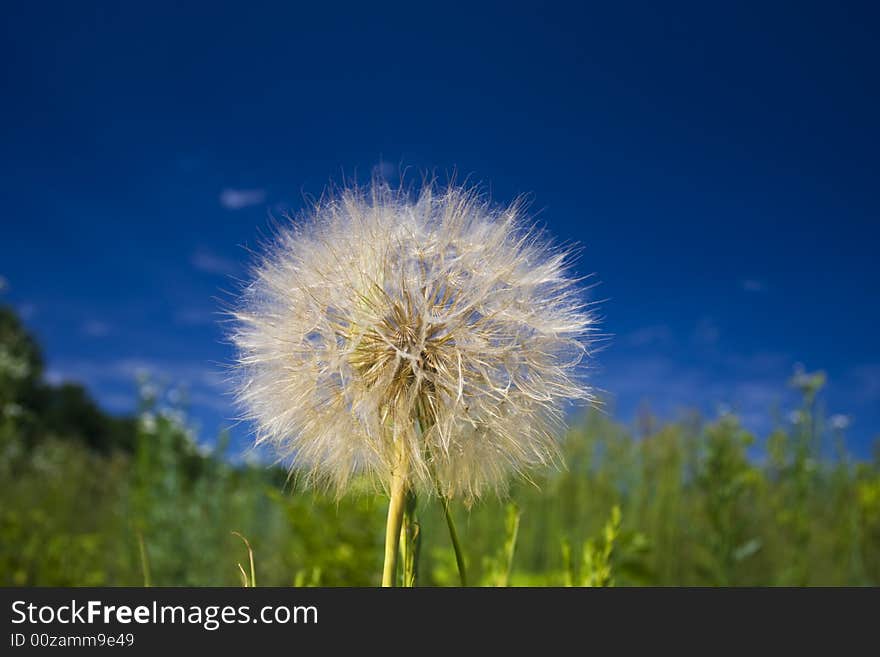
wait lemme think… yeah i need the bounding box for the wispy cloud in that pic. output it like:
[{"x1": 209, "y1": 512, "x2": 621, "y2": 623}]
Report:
[
  {"x1": 847, "y1": 363, "x2": 880, "y2": 403},
  {"x1": 81, "y1": 319, "x2": 113, "y2": 338},
  {"x1": 623, "y1": 324, "x2": 673, "y2": 347},
  {"x1": 597, "y1": 315, "x2": 803, "y2": 437},
  {"x1": 693, "y1": 317, "x2": 720, "y2": 346},
  {"x1": 174, "y1": 307, "x2": 216, "y2": 326},
  {"x1": 596, "y1": 351, "x2": 797, "y2": 437},
  {"x1": 48, "y1": 356, "x2": 231, "y2": 416},
  {"x1": 219, "y1": 188, "x2": 266, "y2": 210},
  {"x1": 191, "y1": 247, "x2": 238, "y2": 276},
  {"x1": 51, "y1": 357, "x2": 224, "y2": 388},
  {"x1": 741, "y1": 279, "x2": 766, "y2": 293},
  {"x1": 18, "y1": 303, "x2": 36, "y2": 320},
  {"x1": 44, "y1": 369, "x2": 64, "y2": 385}
]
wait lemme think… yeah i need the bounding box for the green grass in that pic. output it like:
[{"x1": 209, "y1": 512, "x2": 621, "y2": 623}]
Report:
[
  {"x1": 2, "y1": 398, "x2": 878, "y2": 586},
  {"x1": 1, "y1": 305, "x2": 879, "y2": 586}
]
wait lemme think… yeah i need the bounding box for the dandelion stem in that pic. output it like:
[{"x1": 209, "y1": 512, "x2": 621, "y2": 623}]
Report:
[
  {"x1": 418, "y1": 409, "x2": 467, "y2": 587},
  {"x1": 437, "y1": 488, "x2": 467, "y2": 586},
  {"x1": 382, "y1": 444, "x2": 408, "y2": 587},
  {"x1": 400, "y1": 490, "x2": 419, "y2": 587}
]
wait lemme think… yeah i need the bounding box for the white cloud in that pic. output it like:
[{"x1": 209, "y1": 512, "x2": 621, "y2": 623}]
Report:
[
  {"x1": 81, "y1": 319, "x2": 112, "y2": 337},
  {"x1": 847, "y1": 363, "x2": 880, "y2": 402},
  {"x1": 219, "y1": 188, "x2": 266, "y2": 210},
  {"x1": 99, "y1": 393, "x2": 137, "y2": 413},
  {"x1": 693, "y1": 317, "x2": 720, "y2": 345},
  {"x1": 596, "y1": 351, "x2": 796, "y2": 437},
  {"x1": 175, "y1": 308, "x2": 215, "y2": 326},
  {"x1": 49, "y1": 356, "x2": 230, "y2": 412},
  {"x1": 624, "y1": 324, "x2": 673, "y2": 347},
  {"x1": 191, "y1": 248, "x2": 237, "y2": 276},
  {"x1": 51, "y1": 357, "x2": 223, "y2": 388},
  {"x1": 18, "y1": 303, "x2": 35, "y2": 320},
  {"x1": 44, "y1": 369, "x2": 65, "y2": 385}
]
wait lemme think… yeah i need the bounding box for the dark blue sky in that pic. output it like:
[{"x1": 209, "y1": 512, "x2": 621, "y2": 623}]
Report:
[{"x1": 2, "y1": 2, "x2": 878, "y2": 455}]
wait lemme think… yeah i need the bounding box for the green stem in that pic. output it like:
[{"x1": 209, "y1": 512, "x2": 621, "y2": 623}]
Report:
[
  {"x1": 232, "y1": 531, "x2": 256, "y2": 587},
  {"x1": 416, "y1": 406, "x2": 466, "y2": 586},
  {"x1": 437, "y1": 488, "x2": 467, "y2": 586},
  {"x1": 401, "y1": 490, "x2": 420, "y2": 587},
  {"x1": 136, "y1": 531, "x2": 151, "y2": 587}
]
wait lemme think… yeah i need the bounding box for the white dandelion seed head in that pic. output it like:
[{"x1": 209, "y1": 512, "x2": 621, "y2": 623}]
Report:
[{"x1": 230, "y1": 181, "x2": 598, "y2": 500}]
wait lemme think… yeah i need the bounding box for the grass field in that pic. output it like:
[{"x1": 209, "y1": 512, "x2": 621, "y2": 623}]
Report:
[{"x1": 2, "y1": 306, "x2": 878, "y2": 586}]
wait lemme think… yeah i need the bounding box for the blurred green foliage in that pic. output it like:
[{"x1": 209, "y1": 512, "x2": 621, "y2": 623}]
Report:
[{"x1": 1, "y1": 305, "x2": 879, "y2": 586}]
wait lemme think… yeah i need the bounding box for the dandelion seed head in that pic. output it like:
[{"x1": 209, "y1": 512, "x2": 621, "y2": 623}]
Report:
[{"x1": 231, "y1": 181, "x2": 597, "y2": 500}]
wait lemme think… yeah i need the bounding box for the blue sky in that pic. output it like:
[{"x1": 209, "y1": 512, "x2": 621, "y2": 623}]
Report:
[{"x1": 1, "y1": 2, "x2": 878, "y2": 455}]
